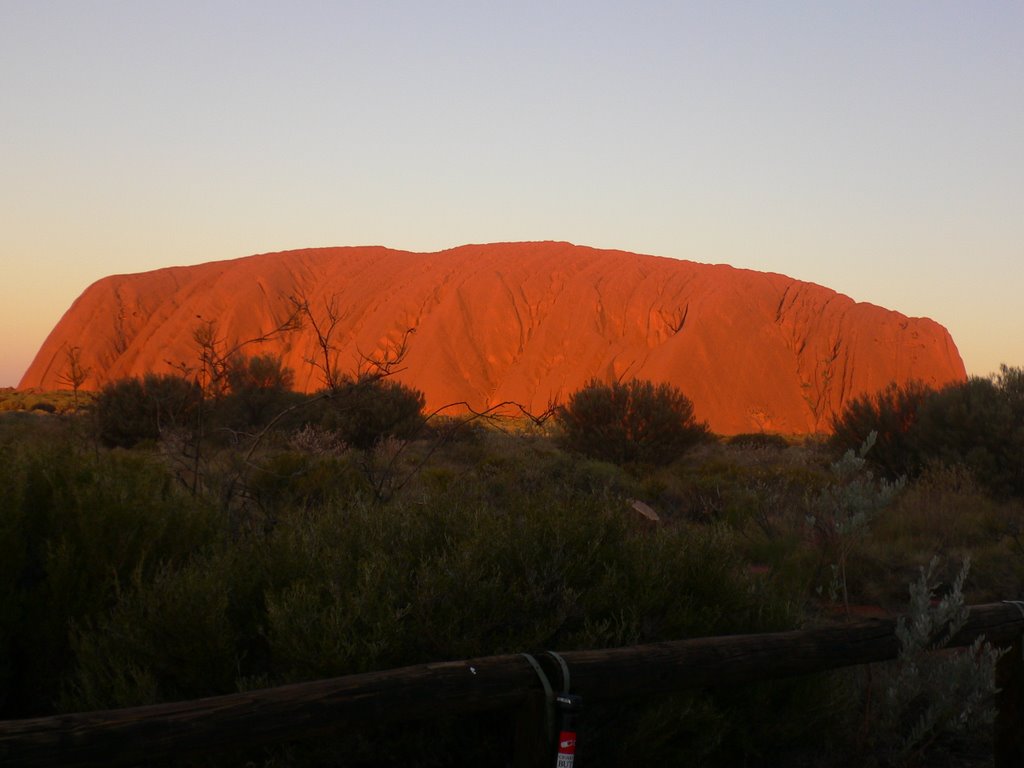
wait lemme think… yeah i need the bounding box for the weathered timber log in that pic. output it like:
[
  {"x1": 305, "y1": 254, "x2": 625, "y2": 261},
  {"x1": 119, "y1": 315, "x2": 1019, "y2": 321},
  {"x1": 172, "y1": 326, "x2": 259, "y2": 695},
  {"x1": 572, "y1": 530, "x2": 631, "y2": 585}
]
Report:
[
  {"x1": 0, "y1": 655, "x2": 536, "y2": 768},
  {"x1": 995, "y1": 632, "x2": 1024, "y2": 768},
  {"x1": 1, "y1": 602, "x2": 1021, "y2": 768},
  {"x1": 562, "y1": 601, "x2": 1024, "y2": 701}
]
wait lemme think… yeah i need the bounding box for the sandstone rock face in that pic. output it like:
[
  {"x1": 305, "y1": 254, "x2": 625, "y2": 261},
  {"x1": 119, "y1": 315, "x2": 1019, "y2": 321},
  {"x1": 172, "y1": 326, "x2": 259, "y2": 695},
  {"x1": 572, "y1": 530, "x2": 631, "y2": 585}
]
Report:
[{"x1": 20, "y1": 242, "x2": 967, "y2": 434}]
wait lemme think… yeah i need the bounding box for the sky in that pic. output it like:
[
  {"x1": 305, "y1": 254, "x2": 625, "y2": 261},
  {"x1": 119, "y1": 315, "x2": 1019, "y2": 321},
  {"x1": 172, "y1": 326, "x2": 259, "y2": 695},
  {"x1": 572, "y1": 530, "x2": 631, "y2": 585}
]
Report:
[{"x1": 2, "y1": 1, "x2": 1021, "y2": 388}]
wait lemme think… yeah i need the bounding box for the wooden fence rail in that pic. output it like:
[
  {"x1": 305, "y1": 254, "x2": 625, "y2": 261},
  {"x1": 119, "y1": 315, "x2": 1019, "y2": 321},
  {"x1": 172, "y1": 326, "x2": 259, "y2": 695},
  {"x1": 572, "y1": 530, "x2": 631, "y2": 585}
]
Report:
[{"x1": 2, "y1": 601, "x2": 1023, "y2": 767}]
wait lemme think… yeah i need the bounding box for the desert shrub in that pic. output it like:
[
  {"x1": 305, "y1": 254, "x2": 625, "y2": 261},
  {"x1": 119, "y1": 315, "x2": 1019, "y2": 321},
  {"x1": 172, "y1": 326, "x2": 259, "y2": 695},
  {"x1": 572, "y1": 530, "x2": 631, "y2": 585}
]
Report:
[
  {"x1": 641, "y1": 441, "x2": 838, "y2": 599},
  {"x1": 0, "y1": 388, "x2": 17, "y2": 410},
  {"x1": 67, "y1": 557, "x2": 239, "y2": 710},
  {"x1": 555, "y1": 378, "x2": 709, "y2": 466},
  {"x1": 832, "y1": 367, "x2": 1024, "y2": 500},
  {"x1": 0, "y1": 440, "x2": 219, "y2": 716},
  {"x1": 806, "y1": 433, "x2": 905, "y2": 610},
  {"x1": 650, "y1": 441, "x2": 828, "y2": 523},
  {"x1": 227, "y1": 352, "x2": 295, "y2": 393},
  {"x1": 59, "y1": 448, "x2": 831, "y2": 766},
  {"x1": 94, "y1": 377, "x2": 153, "y2": 447},
  {"x1": 726, "y1": 432, "x2": 790, "y2": 450},
  {"x1": 424, "y1": 413, "x2": 488, "y2": 446},
  {"x1": 316, "y1": 376, "x2": 426, "y2": 450},
  {"x1": 0, "y1": 409, "x2": 80, "y2": 448},
  {"x1": 855, "y1": 464, "x2": 1024, "y2": 605},
  {"x1": 0, "y1": 389, "x2": 88, "y2": 414},
  {"x1": 215, "y1": 353, "x2": 303, "y2": 431},
  {"x1": 3, "y1": 404, "x2": 877, "y2": 765},
  {"x1": 853, "y1": 558, "x2": 1002, "y2": 766},
  {"x1": 561, "y1": 456, "x2": 641, "y2": 499},
  {"x1": 94, "y1": 373, "x2": 201, "y2": 448},
  {"x1": 914, "y1": 367, "x2": 1024, "y2": 498},
  {"x1": 252, "y1": 488, "x2": 812, "y2": 766},
  {"x1": 830, "y1": 380, "x2": 934, "y2": 480},
  {"x1": 246, "y1": 450, "x2": 371, "y2": 514}
]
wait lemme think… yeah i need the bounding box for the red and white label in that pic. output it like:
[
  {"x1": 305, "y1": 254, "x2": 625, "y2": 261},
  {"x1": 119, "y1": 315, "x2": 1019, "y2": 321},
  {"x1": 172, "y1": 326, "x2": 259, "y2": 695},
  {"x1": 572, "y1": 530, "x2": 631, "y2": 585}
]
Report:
[{"x1": 556, "y1": 730, "x2": 576, "y2": 767}]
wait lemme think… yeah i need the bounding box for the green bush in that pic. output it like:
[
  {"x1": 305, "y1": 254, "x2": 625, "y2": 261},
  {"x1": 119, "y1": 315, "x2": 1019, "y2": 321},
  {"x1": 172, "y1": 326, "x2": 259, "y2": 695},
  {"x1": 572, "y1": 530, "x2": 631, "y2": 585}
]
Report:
[
  {"x1": 68, "y1": 557, "x2": 239, "y2": 710},
  {"x1": 317, "y1": 375, "x2": 426, "y2": 450},
  {"x1": 0, "y1": 389, "x2": 89, "y2": 414},
  {"x1": 227, "y1": 352, "x2": 295, "y2": 393},
  {"x1": 830, "y1": 368, "x2": 1024, "y2": 500},
  {"x1": 555, "y1": 378, "x2": 709, "y2": 466},
  {"x1": 914, "y1": 368, "x2": 1024, "y2": 498},
  {"x1": 0, "y1": 439, "x2": 219, "y2": 716},
  {"x1": 726, "y1": 432, "x2": 790, "y2": 450},
  {"x1": 56, "y1": 446, "x2": 821, "y2": 766},
  {"x1": 215, "y1": 353, "x2": 302, "y2": 431},
  {"x1": 4, "y1": 392, "x2": 940, "y2": 765},
  {"x1": 854, "y1": 558, "x2": 1002, "y2": 766},
  {"x1": 830, "y1": 380, "x2": 933, "y2": 480},
  {"x1": 246, "y1": 450, "x2": 371, "y2": 515},
  {"x1": 94, "y1": 373, "x2": 201, "y2": 448}
]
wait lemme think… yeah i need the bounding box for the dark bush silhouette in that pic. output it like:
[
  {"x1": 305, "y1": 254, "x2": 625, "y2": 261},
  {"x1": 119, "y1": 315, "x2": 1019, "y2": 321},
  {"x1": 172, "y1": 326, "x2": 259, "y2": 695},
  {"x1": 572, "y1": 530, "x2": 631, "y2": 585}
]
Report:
[
  {"x1": 319, "y1": 376, "x2": 426, "y2": 450},
  {"x1": 555, "y1": 378, "x2": 709, "y2": 466},
  {"x1": 830, "y1": 380, "x2": 934, "y2": 480},
  {"x1": 830, "y1": 367, "x2": 1024, "y2": 498},
  {"x1": 217, "y1": 353, "x2": 300, "y2": 430},
  {"x1": 227, "y1": 352, "x2": 293, "y2": 392},
  {"x1": 95, "y1": 373, "x2": 202, "y2": 448},
  {"x1": 914, "y1": 367, "x2": 1024, "y2": 498},
  {"x1": 726, "y1": 432, "x2": 790, "y2": 450}
]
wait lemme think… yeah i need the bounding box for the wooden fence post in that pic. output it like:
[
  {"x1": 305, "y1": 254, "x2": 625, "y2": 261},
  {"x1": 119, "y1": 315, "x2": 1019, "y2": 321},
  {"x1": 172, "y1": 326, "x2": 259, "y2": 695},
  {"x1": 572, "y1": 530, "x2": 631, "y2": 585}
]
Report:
[
  {"x1": 512, "y1": 692, "x2": 550, "y2": 768},
  {"x1": 995, "y1": 632, "x2": 1024, "y2": 767},
  {"x1": 4, "y1": 603, "x2": 1023, "y2": 767}
]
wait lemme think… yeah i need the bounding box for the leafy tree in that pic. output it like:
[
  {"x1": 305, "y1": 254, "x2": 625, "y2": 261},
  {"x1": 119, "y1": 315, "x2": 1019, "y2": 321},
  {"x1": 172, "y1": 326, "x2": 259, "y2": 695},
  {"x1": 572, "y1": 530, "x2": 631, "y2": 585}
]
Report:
[{"x1": 555, "y1": 378, "x2": 708, "y2": 466}]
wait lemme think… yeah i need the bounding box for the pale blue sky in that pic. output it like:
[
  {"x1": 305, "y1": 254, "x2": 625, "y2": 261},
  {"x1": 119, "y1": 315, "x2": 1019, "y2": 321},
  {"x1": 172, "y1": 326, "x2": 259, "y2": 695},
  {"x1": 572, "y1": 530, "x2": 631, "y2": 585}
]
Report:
[{"x1": 2, "y1": 1, "x2": 1021, "y2": 387}]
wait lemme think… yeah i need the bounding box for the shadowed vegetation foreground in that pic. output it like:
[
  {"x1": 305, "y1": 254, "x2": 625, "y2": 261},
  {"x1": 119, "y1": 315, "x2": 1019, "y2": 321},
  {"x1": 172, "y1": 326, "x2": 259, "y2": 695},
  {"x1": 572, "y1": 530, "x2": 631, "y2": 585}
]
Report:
[{"x1": 2, "y1": 366, "x2": 1023, "y2": 767}]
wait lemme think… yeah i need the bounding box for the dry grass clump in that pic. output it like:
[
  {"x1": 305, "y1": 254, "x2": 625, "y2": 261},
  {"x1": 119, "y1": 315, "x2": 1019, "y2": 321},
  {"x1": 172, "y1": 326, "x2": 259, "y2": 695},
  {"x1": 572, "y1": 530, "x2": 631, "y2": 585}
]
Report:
[{"x1": 856, "y1": 463, "x2": 1024, "y2": 606}]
